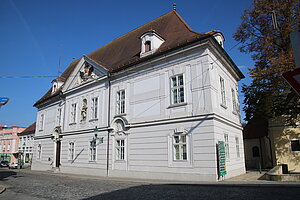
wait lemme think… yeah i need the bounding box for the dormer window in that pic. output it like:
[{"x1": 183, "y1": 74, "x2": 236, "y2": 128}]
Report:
[
  {"x1": 140, "y1": 31, "x2": 165, "y2": 58},
  {"x1": 144, "y1": 41, "x2": 151, "y2": 52},
  {"x1": 51, "y1": 78, "x2": 64, "y2": 94}
]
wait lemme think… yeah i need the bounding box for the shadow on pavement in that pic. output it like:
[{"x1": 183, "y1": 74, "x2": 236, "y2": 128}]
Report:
[
  {"x1": 82, "y1": 183, "x2": 300, "y2": 200},
  {"x1": 0, "y1": 169, "x2": 17, "y2": 181}
]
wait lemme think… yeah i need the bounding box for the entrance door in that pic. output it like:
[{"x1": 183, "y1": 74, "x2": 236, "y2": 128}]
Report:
[{"x1": 55, "y1": 140, "x2": 61, "y2": 168}]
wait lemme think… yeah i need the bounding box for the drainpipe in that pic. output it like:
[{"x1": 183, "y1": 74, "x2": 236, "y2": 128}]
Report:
[{"x1": 106, "y1": 72, "x2": 111, "y2": 176}]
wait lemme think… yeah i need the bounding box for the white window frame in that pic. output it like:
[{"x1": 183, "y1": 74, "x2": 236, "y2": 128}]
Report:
[
  {"x1": 116, "y1": 139, "x2": 125, "y2": 161},
  {"x1": 290, "y1": 139, "x2": 300, "y2": 152},
  {"x1": 89, "y1": 140, "x2": 97, "y2": 161},
  {"x1": 235, "y1": 137, "x2": 240, "y2": 158},
  {"x1": 39, "y1": 114, "x2": 44, "y2": 131},
  {"x1": 68, "y1": 142, "x2": 75, "y2": 161},
  {"x1": 70, "y1": 103, "x2": 77, "y2": 124},
  {"x1": 91, "y1": 97, "x2": 98, "y2": 120},
  {"x1": 173, "y1": 134, "x2": 188, "y2": 161},
  {"x1": 57, "y1": 108, "x2": 62, "y2": 126},
  {"x1": 224, "y1": 133, "x2": 230, "y2": 160},
  {"x1": 220, "y1": 76, "x2": 226, "y2": 106},
  {"x1": 231, "y1": 88, "x2": 237, "y2": 113},
  {"x1": 170, "y1": 74, "x2": 185, "y2": 105},
  {"x1": 116, "y1": 90, "x2": 125, "y2": 115},
  {"x1": 37, "y1": 144, "x2": 42, "y2": 160}
]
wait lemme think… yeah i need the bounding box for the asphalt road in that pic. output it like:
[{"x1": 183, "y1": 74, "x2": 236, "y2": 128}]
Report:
[{"x1": 1, "y1": 168, "x2": 300, "y2": 200}]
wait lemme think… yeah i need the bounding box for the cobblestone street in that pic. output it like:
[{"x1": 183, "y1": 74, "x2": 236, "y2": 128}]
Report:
[{"x1": 1, "y1": 169, "x2": 300, "y2": 200}]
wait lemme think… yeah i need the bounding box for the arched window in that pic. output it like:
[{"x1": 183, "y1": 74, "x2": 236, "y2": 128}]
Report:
[
  {"x1": 144, "y1": 41, "x2": 151, "y2": 52},
  {"x1": 252, "y1": 146, "x2": 260, "y2": 157}
]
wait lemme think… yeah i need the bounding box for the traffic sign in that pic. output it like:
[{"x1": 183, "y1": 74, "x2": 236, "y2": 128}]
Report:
[
  {"x1": 282, "y1": 68, "x2": 300, "y2": 96},
  {"x1": 0, "y1": 97, "x2": 9, "y2": 106}
]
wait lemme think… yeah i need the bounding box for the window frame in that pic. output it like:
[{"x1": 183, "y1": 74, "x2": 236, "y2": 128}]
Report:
[
  {"x1": 57, "y1": 108, "x2": 62, "y2": 126},
  {"x1": 116, "y1": 90, "x2": 126, "y2": 115},
  {"x1": 220, "y1": 76, "x2": 226, "y2": 107},
  {"x1": 70, "y1": 103, "x2": 77, "y2": 124},
  {"x1": 173, "y1": 134, "x2": 188, "y2": 161},
  {"x1": 89, "y1": 140, "x2": 97, "y2": 162},
  {"x1": 39, "y1": 114, "x2": 44, "y2": 131},
  {"x1": 235, "y1": 136, "x2": 240, "y2": 158},
  {"x1": 290, "y1": 139, "x2": 300, "y2": 152},
  {"x1": 170, "y1": 74, "x2": 185, "y2": 105},
  {"x1": 115, "y1": 139, "x2": 125, "y2": 161},
  {"x1": 68, "y1": 141, "x2": 75, "y2": 161},
  {"x1": 37, "y1": 144, "x2": 42, "y2": 160},
  {"x1": 224, "y1": 133, "x2": 230, "y2": 161},
  {"x1": 91, "y1": 97, "x2": 99, "y2": 120}
]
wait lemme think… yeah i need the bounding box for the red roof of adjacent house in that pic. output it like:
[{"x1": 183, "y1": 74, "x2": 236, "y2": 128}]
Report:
[
  {"x1": 19, "y1": 122, "x2": 36, "y2": 135},
  {"x1": 34, "y1": 11, "x2": 241, "y2": 107}
]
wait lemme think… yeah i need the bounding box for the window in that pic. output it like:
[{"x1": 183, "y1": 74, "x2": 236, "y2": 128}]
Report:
[
  {"x1": 224, "y1": 134, "x2": 229, "y2": 160},
  {"x1": 235, "y1": 137, "x2": 240, "y2": 158},
  {"x1": 70, "y1": 103, "x2": 77, "y2": 123},
  {"x1": 37, "y1": 144, "x2": 42, "y2": 160},
  {"x1": 231, "y1": 88, "x2": 237, "y2": 113},
  {"x1": 68, "y1": 142, "x2": 75, "y2": 161},
  {"x1": 171, "y1": 74, "x2": 185, "y2": 104},
  {"x1": 291, "y1": 140, "x2": 300, "y2": 152},
  {"x1": 57, "y1": 108, "x2": 62, "y2": 126},
  {"x1": 89, "y1": 140, "x2": 96, "y2": 161},
  {"x1": 116, "y1": 140, "x2": 125, "y2": 160},
  {"x1": 39, "y1": 114, "x2": 44, "y2": 130},
  {"x1": 144, "y1": 41, "x2": 151, "y2": 52},
  {"x1": 91, "y1": 97, "x2": 98, "y2": 119},
  {"x1": 220, "y1": 76, "x2": 226, "y2": 106},
  {"x1": 252, "y1": 146, "x2": 260, "y2": 157},
  {"x1": 173, "y1": 134, "x2": 187, "y2": 160},
  {"x1": 116, "y1": 90, "x2": 125, "y2": 115}
]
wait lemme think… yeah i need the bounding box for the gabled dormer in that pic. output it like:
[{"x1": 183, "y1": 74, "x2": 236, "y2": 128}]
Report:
[
  {"x1": 51, "y1": 77, "x2": 64, "y2": 94},
  {"x1": 211, "y1": 31, "x2": 225, "y2": 48},
  {"x1": 140, "y1": 31, "x2": 165, "y2": 58}
]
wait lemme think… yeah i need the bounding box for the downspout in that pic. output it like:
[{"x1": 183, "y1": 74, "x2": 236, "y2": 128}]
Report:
[{"x1": 106, "y1": 72, "x2": 111, "y2": 176}]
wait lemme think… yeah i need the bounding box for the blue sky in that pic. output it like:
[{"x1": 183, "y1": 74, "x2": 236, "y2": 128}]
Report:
[{"x1": 0, "y1": 0, "x2": 253, "y2": 127}]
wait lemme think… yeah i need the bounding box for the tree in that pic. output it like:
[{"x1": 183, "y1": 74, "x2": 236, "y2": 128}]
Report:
[{"x1": 234, "y1": 0, "x2": 300, "y2": 124}]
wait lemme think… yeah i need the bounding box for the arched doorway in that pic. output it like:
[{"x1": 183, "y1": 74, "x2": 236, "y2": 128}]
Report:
[{"x1": 52, "y1": 127, "x2": 62, "y2": 168}]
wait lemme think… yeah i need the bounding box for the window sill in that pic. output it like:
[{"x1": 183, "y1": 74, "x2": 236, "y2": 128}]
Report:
[
  {"x1": 220, "y1": 104, "x2": 227, "y2": 109},
  {"x1": 115, "y1": 160, "x2": 126, "y2": 163},
  {"x1": 88, "y1": 160, "x2": 97, "y2": 163},
  {"x1": 89, "y1": 118, "x2": 98, "y2": 122},
  {"x1": 69, "y1": 123, "x2": 76, "y2": 126},
  {"x1": 167, "y1": 102, "x2": 187, "y2": 109},
  {"x1": 115, "y1": 113, "x2": 126, "y2": 117},
  {"x1": 232, "y1": 111, "x2": 238, "y2": 115}
]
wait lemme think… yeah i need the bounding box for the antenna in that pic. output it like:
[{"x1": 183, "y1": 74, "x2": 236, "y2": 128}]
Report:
[
  {"x1": 58, "y1": 45, "x2": 62, "y2": 76},
  {"x1": 173, "y1": 3, "x2": 176, "y2": 11}
]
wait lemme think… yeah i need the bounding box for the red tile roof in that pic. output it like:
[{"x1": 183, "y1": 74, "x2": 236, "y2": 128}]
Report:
[
  {"x1": 34, "y1": 11, "x2": 240, "y2": 107},
  {"x1": 19, "y1": 122, "x2": 36, "y2": 135}
]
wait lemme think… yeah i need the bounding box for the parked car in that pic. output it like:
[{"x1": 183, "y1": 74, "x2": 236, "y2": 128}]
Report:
[
  {"x1": 0, "y1": 160, "x2": 9, "y2": 167},
  {"x1": 8, "y1": 162, "x2": 22, "y2": 169}
]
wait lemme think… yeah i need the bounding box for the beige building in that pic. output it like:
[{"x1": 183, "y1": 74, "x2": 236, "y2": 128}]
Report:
[{"x1": 243, "y1": 117, "x2": 300, "y2": 173}]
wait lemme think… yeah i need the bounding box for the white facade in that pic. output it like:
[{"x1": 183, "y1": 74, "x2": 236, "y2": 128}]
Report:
[{"x1": 32, "y1": 12, "x2": 245, "y2": 182}]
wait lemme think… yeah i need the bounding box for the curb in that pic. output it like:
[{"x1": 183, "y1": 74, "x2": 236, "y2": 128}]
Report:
[{"x1": 0, "y1": 186, "x2": 6, "y2": 194}]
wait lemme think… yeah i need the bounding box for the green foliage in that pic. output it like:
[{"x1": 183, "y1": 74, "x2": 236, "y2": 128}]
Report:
[{"x1": 234, "y1": 0, "x2": 300, "y2": 124}]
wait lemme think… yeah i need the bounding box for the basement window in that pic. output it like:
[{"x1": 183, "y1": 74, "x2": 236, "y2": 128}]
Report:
[{"x1": 291, "y1": 140, "x2": 300, "y2": 152}]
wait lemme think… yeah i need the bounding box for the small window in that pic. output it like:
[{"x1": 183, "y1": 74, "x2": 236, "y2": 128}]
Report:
[
  {"x1": 220, "y1": 76, "x2": 226, "y2": 106},
  {"x1": 171, "y1": 74, "x2": 185, "y2": 104},
  {"x1": 70, "y1": 103, "x2": 77, "y2": 123},
  {"x1": 116, "y1": 139, "x2": 125, "y2": 160},
  {"x1": 224, "y1": 134, "x2": 229, "y2": 160},
  {"x1": 144, "y1": 41, "x2": 151, "y2": 52},
  {"x1": 291, "y1": 140, "x2": 300, "y2": 152},
  {"x1": 235, "y1": 137, "x2": 240, "y2": 158},
  {"x1": 39, "y1": 114, "x2": 44, "y2": 131},
  {"x1": 57, "y1": 108, "x2": 62, "y2": 126},
  {"x1": 68, "y1": 142, "x2": 75, "y2": 161},
  {"x1": 116, "y1": 90, "x2": 125, "y2": 115},
  {"x1": 173, "y1": 134, "x2": 187, "y2": 160},
  {"x1": 89, "y1": 140, "x2": 96, "y2": 161},
  {"x1": 231, "y1": 88, "x2": 237, "y2": 113},
  {"x1": 252, "y1": 146, "x2": 260, "y2": 157},
  {"x1": 37, "y1": 144, "x2": 42, "y2": 160},
  {"x1": 91, "y1": 97, "x2": 98, "y2": 119}
]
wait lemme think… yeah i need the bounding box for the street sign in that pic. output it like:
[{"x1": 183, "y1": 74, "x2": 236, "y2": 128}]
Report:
[
  {"x1": 0, "y1": 97, "x2": 9, "y2": 106},
  {"x1": 282, "y1": 68, "x2": 300, "y2": 96},
  {"x1": 218, "y1": 141, "x2": 227, "y2": 176}
]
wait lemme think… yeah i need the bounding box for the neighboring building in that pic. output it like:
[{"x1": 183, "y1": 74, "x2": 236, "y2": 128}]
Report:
[
  {"x1": 243, "y1": 117, "x2": 300, "y2": 172},
  {"x1": 18, "y1": 122, "x2": 36, "y2": 167},
  {"x1": 32, "y1": 11, "x2": 245, "y2": 181},
  {"x1": 0, "y1": 126, "x2": 26, "y2": 164}
]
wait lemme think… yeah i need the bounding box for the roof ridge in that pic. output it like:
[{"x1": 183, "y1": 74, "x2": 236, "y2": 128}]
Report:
[{"x1": 172, "y1": 10, "x2": 203, "y2": 36}]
